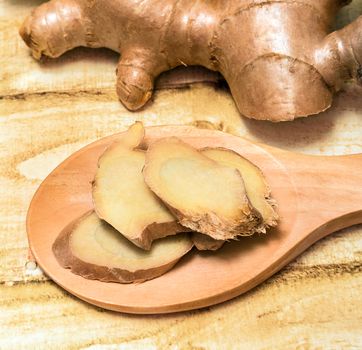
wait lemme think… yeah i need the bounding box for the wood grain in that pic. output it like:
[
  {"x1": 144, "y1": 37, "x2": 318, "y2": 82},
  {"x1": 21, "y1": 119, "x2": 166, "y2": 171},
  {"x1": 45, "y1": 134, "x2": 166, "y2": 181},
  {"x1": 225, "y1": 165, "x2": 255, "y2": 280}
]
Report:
[
  {"x1": 2, "y1": 270, "x2": 362, "y2": 350},
  {"x1": 1, "y1": 0, "x2": 362, "y2": 347}
]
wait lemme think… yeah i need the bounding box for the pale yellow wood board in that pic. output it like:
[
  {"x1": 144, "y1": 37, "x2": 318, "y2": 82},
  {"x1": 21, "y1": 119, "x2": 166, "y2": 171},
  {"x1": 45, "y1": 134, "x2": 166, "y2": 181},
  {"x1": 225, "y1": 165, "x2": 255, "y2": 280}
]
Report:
[
  {"x1": 1, "y1": 271, "x2": 362, "y2": 349},
  {"x1": 1, "y1": 0, "x2": 362, "y2": 348}
]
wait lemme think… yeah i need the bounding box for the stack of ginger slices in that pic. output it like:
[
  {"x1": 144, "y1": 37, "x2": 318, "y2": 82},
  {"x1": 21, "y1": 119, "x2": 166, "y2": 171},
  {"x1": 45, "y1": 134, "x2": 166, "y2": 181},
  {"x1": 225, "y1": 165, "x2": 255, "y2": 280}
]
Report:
[{"x1": 53, "y1": 123, "x2": 278, "y2": 283}]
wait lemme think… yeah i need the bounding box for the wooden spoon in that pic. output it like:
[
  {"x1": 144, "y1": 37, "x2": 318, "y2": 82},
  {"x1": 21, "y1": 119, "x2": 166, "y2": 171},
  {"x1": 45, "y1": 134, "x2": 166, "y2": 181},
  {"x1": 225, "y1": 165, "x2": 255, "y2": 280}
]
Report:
[{"x1": 26, "y1": 126, "x2": 362, "y2": 314}]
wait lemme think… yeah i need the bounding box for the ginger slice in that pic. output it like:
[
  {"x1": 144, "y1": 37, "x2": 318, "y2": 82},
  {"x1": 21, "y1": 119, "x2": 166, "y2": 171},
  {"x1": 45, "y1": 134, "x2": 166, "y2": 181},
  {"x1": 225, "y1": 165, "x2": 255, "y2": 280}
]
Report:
[
  {"x1": 143, "y1": 137, "x2": 261, "y2": 240},
  {"x1": 92, "y1": 123, "x2": 186, "y2": 250},
  {"x1": 192, "y1": 232, "x2": 225, "y2": 251},
  {"x1": 53, "y1": 211, "x2": 193, "y2": 283},
  {"x1": 192, "y1": 148, "x2": 278, "y2": 250},
  {"x1": 202, "y1": 148, "x2": 278, "y2": 229}
]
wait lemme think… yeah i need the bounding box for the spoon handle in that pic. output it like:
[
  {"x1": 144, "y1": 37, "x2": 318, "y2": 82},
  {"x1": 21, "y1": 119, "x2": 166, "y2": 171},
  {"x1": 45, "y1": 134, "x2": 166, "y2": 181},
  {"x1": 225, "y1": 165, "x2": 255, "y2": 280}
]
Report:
[{"x1": 276, "y1": 151, "x2": 362, "y2": 238}]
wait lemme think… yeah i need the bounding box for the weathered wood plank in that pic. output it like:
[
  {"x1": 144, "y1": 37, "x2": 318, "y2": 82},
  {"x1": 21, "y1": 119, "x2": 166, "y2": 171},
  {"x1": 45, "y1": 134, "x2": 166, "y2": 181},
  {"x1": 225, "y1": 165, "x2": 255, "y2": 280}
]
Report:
[{"x1": 1, "y1": 270, "x2": 361, "y2": 349}]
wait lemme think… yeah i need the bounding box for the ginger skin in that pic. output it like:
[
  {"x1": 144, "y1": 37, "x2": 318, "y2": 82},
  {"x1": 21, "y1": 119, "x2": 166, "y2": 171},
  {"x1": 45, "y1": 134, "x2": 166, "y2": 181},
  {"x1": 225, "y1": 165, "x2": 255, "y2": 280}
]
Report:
[{"x1": 20, "y1": 0, "x2": 362, "y2": 121}]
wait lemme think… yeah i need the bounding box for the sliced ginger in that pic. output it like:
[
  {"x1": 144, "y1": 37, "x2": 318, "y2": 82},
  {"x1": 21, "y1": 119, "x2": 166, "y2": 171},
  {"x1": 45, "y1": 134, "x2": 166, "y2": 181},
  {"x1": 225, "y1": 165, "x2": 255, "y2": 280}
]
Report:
[
  {"x1": 143, "y1": 137, "x2": 261, "y2": 241},
  {"x1": 192, "y1": 232, "x2": 225, "y2": 251},
  {"x1": 192, "y1": 148, "x2": 279, "y2": 250},
  {"x1": 52, "y1": 123, "x2": 279, "y2": 282},
  {"x1": 202, "y1": 148, "x2": 278, "y2": 229},
  {"x1": 92, "y1": 123, "x2": 186, "y2": 250},
  {"x1": 53, "y1": 211, "x2": 193, "y2": 283}
]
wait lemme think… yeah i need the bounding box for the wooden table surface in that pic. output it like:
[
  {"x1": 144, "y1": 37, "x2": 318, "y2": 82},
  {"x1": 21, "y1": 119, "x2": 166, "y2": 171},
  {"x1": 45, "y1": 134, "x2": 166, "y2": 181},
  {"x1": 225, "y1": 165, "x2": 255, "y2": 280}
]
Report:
[{"x1": 1, "y1": 1, "x2": 362, "y2": 349}]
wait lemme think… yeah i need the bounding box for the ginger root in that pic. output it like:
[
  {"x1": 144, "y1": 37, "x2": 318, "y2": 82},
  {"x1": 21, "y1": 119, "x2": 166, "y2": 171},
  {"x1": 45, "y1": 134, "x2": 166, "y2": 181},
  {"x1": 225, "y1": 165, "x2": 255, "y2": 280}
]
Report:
[
  {"x1": 92, "y1": 122, "x2": 187, "y2": 250},
  {"x1": 19, "y1": 0, "x2": 362, "y2": 121},
  {"x1": 143, "y1": 137, "x2": 262, "y2": 240},
  {"x1": 53, "y1": 211, "x2": 193, "y2": 283}
]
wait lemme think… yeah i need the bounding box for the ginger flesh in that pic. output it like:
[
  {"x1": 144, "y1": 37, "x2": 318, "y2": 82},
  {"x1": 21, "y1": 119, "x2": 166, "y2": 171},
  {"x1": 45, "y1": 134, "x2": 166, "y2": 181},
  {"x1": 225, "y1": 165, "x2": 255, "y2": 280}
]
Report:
[
  {"x1": 192, "y1": 148, "x2": 279, "y2": 250},
  {"x1": 92, "y1": 122, "x2": 186, "y2": 250},
  {"x1": 52, "y1": 211, "x2": 193, "y2": 283},
  {"x1": 202, "y1": 148, "x2": 278, "y2": 229},
  {"x1": 143, "y1": 137, "x2": 261, "y2": 240},
  {"x1": 19, "y1": 0, "x2": 362, "y2": 121}
]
